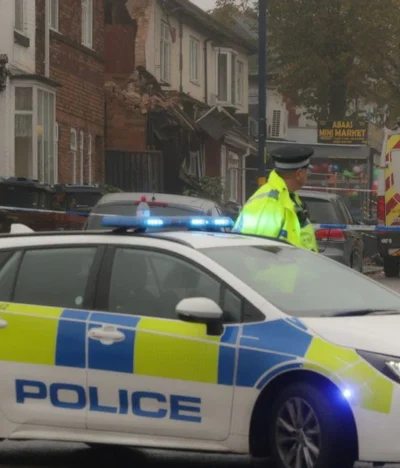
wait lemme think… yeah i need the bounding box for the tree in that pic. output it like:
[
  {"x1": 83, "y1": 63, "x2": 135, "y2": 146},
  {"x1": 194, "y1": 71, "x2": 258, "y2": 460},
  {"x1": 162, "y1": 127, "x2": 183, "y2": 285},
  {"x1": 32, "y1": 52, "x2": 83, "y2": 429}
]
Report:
[
  {"x1": 267, "y1": 0, "x2": 400, "y2": 121},
  {"x1": 213, "y1": 0, "x2": 400, "y2": 122}
]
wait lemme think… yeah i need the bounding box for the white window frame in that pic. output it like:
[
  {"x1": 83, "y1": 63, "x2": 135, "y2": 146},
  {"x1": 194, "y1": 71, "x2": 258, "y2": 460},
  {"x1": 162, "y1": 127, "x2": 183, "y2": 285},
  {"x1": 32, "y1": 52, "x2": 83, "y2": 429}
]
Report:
[
  {"x1": 215, "y1": 48, "x2": 237, "y2": 107},
  {"x1": 70, "y1": 129, "x2": 77, "y2": 184},
  {"x1": 82, "y1": 0, "x2": 93, "y2": 49},
  {"x1": 55, "y1": 122, "x2": 59, "y2": 181},
  {"x1": 237, "y1": 60, "x2": 244, "y2": 105},
  {"x1": 49, "y1": 0, "x2": 59, "y2": 31},
  {"x1": 88, "y1": 133, "x2": 92, "y2": 184},
  {"x1": 227, "y1": 152, "x2": 240, "y2": 202},
  {"x1": 160, "y1": 21, "x2": 171, "y2": 83},
  {"x1": 79, "y1": 131, "x2": 84, "y2": 185},
  {"x1": 14, "y1": 0, "x2": 25, "y2": 34},
  {"x1": 14, "y1": 84, "x2": 57, "y2": 184},
  {"x1": 189, "y1": 37, "x2": 200, "y2": 84},
  {"x1": 188, "y1": 151, "x2": 198, "y2": 176}
]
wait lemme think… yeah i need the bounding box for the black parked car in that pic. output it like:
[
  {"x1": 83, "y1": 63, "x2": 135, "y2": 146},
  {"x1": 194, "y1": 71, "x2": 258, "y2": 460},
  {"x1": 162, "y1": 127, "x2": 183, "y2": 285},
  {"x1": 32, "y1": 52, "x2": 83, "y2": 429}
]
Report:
[{"x1": 298, "y1": 190, "x2": 364, "y2": 272}]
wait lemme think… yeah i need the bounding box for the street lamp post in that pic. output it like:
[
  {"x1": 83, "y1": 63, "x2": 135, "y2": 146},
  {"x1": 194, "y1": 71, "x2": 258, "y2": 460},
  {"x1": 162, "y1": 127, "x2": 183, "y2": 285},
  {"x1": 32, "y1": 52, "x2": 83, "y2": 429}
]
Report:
[{"x1": 257, "y1": 0, "x2": 267, "y2": 186}]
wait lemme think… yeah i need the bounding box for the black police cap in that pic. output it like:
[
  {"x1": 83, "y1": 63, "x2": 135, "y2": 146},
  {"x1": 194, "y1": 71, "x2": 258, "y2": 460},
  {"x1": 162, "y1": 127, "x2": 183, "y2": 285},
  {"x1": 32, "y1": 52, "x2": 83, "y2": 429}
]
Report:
[{"x1": 271, "y1": 146, "x2": 314, "y2": 170}]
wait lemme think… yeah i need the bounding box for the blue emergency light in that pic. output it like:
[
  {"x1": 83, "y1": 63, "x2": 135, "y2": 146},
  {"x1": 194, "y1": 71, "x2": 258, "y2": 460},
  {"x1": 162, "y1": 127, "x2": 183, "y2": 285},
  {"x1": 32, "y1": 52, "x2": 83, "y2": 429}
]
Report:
[{"x1": 101, "y1": 215, "x2": 234, "y2": 230}]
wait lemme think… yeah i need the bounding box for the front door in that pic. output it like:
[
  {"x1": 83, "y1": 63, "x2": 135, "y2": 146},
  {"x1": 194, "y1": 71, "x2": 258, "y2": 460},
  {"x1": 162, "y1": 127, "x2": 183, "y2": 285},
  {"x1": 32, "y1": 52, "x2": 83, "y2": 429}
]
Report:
[
  {"x1": 86, "y1": 246, "x2": 240, "y2": 441},
  {"x1": 0, "y1": 245, "x2": 99, "y2": 429}
]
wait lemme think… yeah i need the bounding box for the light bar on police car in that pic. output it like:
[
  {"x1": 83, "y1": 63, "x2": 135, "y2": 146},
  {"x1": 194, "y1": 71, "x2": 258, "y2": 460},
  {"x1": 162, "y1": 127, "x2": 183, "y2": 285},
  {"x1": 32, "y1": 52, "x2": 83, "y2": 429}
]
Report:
[{"x1": 101, "y1": 215, "x2": 234, "y2": 229}]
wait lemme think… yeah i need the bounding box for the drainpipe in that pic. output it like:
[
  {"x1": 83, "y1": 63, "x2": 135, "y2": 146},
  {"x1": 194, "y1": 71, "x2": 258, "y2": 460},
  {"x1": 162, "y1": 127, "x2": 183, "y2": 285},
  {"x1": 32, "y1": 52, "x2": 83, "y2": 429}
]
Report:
[
  {"x1": 179, "y1": 16, "x2": 183, "y2": 92},
  {"x1": 203, "y1": 38, "x2": 211, "y2": 104},
  {"x1": 44, "y1": 0, "x2": 50, "y2": 77}
]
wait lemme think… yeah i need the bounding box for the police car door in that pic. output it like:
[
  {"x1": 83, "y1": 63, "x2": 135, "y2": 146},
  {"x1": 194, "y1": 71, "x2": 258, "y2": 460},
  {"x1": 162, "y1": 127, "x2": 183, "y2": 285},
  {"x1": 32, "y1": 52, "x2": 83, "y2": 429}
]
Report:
[
  {"x1": 86, "y1": 244, "x2": 238, "y2": 441},
  {"x1": 0, "y1": 244, "x2": 102, "y2": 429}
]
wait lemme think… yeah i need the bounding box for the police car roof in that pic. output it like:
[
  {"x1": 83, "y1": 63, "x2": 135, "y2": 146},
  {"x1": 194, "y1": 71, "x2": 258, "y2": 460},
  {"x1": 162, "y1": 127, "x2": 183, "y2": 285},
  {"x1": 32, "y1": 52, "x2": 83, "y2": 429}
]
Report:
[{"x1": 0, "y1": 230, "x2": 288, "y2": 251}]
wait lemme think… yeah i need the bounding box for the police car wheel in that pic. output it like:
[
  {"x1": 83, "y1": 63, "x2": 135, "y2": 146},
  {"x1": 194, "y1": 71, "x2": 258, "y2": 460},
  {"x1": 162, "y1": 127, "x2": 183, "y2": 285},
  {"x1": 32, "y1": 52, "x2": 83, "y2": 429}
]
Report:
[{"x1": 267, "y1": 382, "x2": 355, "y2": 468}]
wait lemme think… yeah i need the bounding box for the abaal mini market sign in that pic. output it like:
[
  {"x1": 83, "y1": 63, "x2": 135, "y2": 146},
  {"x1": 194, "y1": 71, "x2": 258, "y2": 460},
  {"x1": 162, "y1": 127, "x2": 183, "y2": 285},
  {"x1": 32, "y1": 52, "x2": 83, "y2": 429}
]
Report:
[{"x1": 317, "y1": 120, "x2": 368, "y2": 145}]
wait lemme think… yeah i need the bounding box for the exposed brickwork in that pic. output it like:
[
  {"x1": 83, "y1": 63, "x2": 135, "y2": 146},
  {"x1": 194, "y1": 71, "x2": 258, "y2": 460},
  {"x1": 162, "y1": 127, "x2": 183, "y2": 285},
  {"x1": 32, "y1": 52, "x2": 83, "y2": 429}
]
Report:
[
  {"x1": 104, "y1": 5, "x2": 147, "y2": 152},
  {"x1": 127, "y1": 0, "x2": 150, "y2": 68},
  {"x1": 205, "y1": 139, "x2": 222, "y2": 178},
  {"x1": 105, "y1": 93, "x2": 147, "y2": 150},
  {"x1": 36, "y1": 0, "x2": 105, "y2": 184}
]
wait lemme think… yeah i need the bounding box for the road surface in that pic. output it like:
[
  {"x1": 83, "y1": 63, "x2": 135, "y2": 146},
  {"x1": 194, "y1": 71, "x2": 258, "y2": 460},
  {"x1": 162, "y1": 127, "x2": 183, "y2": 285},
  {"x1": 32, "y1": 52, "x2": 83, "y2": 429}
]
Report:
[{"x1": 0, "y1": 272, "x2": 398, "y2": 468}]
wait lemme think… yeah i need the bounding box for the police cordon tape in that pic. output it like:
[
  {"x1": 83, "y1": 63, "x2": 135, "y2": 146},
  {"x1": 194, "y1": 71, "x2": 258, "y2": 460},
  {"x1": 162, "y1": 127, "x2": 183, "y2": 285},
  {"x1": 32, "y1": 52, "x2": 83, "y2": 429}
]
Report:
[
  {"x1": 0, "y1": 204, "x2": 397, "y2": 234},
  {"x1": 304, "y1": 185, "x2": 377, "y2": 193},
  {"x1": 312, "y1": 224, "x2": 400, "y2": 232}
]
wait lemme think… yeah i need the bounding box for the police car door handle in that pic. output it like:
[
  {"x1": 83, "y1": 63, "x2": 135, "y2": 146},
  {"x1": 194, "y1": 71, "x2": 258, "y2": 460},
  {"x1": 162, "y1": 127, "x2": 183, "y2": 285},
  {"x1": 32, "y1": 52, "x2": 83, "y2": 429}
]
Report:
[
  {"x1": 87, "y1": 326, "x2": 125, "y2": 345},
  {"x1": 0, "y1": 319, "x2": 7, "y2": 329}
]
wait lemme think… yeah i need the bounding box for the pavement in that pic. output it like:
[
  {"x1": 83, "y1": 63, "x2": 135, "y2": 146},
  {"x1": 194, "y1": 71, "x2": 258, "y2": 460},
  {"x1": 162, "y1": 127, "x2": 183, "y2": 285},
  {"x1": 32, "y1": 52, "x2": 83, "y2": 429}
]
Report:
[{"x1": 0, "y1": 268, "x2": 398, "y2": 468}]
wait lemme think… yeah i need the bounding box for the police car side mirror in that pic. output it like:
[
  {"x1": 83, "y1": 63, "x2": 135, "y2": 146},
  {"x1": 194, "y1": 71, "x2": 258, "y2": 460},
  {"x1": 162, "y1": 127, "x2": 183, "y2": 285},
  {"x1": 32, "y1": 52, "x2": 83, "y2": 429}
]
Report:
[{"x1": 176, "y1": 298, "x2": 224, "y2": 336}]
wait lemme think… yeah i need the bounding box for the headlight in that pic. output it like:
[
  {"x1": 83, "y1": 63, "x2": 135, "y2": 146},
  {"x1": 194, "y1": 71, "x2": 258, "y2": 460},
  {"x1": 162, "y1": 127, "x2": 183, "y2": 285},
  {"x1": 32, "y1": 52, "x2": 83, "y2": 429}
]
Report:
[{"x1": 357, "y1": 350, "x2": 400, "y2": 383}]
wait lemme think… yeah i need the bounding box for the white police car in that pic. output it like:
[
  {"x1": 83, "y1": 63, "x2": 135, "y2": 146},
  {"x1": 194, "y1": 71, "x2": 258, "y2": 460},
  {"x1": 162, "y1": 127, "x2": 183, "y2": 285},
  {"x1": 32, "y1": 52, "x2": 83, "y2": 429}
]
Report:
[{"x1": 1, "y1": 215, "x2": 400, "y2": 468}]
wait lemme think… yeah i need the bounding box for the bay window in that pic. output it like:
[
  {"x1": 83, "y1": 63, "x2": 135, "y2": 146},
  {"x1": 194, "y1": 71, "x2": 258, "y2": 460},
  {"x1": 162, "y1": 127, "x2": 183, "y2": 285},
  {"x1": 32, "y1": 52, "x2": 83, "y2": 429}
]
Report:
[
  {"x1": 237, "y1": 60, "x2": 244, "y2": 105},
  {"x1": 14, "y1": 85, "x2": 56, "y2": 184},
  {"x1": 215, "y1": 48, "x2": 237, "y2": 107}
]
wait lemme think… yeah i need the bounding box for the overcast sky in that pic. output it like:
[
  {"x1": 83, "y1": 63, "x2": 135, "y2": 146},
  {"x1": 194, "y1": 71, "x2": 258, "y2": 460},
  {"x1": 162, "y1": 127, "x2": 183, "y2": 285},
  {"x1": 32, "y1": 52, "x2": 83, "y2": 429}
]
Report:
[{"x1": 191, "y1": 0, "x2": 216, "y2": 11}]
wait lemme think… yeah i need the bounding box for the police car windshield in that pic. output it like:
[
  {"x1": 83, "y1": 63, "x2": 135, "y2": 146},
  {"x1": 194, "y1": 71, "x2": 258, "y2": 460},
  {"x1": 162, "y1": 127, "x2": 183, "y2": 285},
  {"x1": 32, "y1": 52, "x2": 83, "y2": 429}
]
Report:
[{"x1": 201, "y1": 245, "x2": 400, "y2": 318}]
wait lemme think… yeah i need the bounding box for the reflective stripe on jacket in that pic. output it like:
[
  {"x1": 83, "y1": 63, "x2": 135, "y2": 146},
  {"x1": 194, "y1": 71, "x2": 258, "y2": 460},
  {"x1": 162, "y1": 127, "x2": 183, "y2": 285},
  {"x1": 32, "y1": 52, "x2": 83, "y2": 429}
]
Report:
[{"x1": 234, "y1": 170, "x2": 318, "y2": 253}]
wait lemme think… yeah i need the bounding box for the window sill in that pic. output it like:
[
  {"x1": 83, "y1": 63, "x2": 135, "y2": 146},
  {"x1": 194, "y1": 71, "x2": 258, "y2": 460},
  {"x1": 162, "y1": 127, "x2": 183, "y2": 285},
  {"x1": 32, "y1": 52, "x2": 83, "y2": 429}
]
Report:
[
  {"x1": 190, "y1": 79, "x2": 200, "y2": 87},
  {"x1": 81, "y1": 42, "x2": 94, "y2": 50},
  {"x1": 14, "y1": 30, "x2": 30, "y2": 48},
  {"x1": 217, "y1": 100, "x2": 237, "y2": 109},
  {"x1": 49, "y1": 26, "x2": 59, "y2": 33}
]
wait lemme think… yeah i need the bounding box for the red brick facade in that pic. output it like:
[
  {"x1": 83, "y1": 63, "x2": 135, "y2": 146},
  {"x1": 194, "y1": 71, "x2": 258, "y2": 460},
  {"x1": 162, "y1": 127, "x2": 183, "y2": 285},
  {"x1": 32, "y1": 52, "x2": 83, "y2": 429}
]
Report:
[
  {"x1": 36, "y1": 0, "x2": 105, "y2": 184},
  {"x1": 104, "y1": 22, "x2": 147, "y2": 151}
]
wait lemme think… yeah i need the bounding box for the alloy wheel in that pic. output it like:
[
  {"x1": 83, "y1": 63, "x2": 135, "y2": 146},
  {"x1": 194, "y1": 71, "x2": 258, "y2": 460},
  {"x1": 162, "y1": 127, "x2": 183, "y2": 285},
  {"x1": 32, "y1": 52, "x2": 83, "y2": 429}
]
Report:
[{"x1": 275, "y1": 397, "x2": 321, "y2": 468}]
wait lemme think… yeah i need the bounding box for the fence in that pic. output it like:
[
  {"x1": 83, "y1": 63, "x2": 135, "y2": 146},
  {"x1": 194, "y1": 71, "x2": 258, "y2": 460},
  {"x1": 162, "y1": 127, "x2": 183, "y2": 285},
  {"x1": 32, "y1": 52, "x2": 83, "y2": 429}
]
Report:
[{"x1": 105, "y1": 150, "x2": 164, "y2": 193}]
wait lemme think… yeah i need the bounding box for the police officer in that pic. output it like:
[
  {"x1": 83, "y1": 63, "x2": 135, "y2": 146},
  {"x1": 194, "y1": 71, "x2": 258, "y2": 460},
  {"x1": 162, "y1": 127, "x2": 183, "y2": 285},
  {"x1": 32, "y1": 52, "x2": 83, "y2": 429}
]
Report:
[{"x1": 234, "y1": 146, "x2": 318, "y2": 252}]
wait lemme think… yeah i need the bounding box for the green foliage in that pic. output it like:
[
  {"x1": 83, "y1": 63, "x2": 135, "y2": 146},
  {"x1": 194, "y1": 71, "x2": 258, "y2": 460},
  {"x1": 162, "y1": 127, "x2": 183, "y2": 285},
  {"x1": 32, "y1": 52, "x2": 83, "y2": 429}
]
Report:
[
  {"x1": 213, "y1": 0, "x2": 400, "y2": 121},
  {"x1": 100, "y1": 184, "x2": 123, "y2": 195},
  {"x1": 183, "y1": 176, "x2": 224, "y2": 203}
]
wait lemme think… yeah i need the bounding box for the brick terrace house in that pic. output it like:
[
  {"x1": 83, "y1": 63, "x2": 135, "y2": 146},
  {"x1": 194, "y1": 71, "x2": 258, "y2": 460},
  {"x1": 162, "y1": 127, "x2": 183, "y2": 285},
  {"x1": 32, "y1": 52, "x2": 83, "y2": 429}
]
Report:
[
  {"x1": 105, "y1": 0, "x2": 257, "y2": 205},
  {"x1": 35, "y1": 0, "x2": 105, "y2": 184}
]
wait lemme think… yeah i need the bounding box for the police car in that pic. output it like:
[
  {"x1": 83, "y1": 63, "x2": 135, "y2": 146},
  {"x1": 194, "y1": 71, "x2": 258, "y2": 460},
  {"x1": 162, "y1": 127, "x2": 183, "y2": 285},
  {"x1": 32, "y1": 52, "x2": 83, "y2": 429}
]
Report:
[{"x1": 0, "y1": 214, "x2": 400, "y2": 468}]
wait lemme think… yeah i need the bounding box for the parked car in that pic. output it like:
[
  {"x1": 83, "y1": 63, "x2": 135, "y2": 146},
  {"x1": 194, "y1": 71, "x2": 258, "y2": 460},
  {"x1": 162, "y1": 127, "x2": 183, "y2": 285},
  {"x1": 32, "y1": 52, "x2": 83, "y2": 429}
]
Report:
[
  {"x1": 298, "y1": 190, "x2": 364, "y2": 271},
  {"x1": 85, "y1": 193, "x2": 225, "y2": 230}
]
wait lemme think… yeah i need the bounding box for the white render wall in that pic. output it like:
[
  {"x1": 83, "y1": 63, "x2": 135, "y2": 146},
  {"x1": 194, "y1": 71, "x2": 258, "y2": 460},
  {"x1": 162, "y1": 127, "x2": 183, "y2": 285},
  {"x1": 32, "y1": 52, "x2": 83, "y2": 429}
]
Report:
[{"x1": 0, "y1": 0, "x2": 36, "y2": 177}]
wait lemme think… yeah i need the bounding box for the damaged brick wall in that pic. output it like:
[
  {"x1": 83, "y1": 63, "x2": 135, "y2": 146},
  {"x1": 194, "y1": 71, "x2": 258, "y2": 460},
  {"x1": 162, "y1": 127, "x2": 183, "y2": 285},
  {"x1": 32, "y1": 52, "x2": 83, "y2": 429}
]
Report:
[
  {"x1": 36, "y1": 0, "x2": 105, "y2": 184},
  {"x1": 105, "y1": 1, "x2": 147, "y2": 152},
  {"x1": 126, "y1": 0, "x2": 151, "y2": 68}
]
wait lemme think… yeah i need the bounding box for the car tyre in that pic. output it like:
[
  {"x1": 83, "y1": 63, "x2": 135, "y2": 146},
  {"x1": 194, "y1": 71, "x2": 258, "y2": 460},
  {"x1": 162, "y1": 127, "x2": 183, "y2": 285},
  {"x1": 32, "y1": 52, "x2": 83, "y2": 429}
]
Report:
[
  {"x1": 383, "y1": 257, "x2": 399, "y2": 277},
  {"x1": 267, "y1": 382, "x2": 356, "y2": 468}
]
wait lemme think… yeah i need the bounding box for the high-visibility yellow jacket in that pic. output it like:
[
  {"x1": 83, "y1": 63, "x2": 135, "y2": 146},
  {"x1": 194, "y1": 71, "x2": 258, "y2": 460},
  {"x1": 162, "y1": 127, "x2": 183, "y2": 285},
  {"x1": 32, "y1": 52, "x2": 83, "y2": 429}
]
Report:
[{"x1": 233, "y1": 170, "x2": 318, "y2": 253}]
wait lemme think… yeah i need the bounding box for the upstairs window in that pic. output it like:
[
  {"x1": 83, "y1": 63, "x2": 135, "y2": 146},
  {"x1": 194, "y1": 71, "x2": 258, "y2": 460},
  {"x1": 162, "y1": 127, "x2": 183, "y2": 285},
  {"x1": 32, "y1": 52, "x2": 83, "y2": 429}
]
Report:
[
  {"x1": 15, "y1": 0, "x2": 25, "y2": 32},
  {"x1": 82, "y1": 0, "x2": 93, "y2": 48},
  {"x1": 160, "y1": 21, "x2": 171, "y2": 83},
  {"x1": 189, "y1": 37, "x2": 200, "y2": 83},
  {"x1": 237, "y1": 60, "x2": 244, "y2": 105},
  {"x1": 49, "y1": 0, "x2": 59, "y2": 31},
  {"x1": 215, "y1": 48, "x2": 237, "y2": 107}
]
